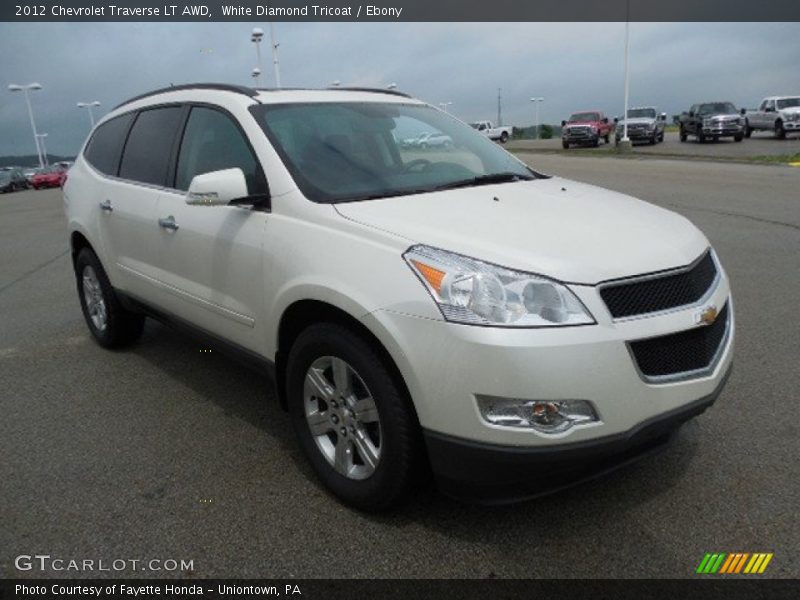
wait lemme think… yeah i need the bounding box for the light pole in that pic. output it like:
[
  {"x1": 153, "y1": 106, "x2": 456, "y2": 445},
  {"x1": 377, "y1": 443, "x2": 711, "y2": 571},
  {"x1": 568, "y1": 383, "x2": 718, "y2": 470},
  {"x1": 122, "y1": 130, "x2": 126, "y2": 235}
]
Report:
[
  {"x1": 77, "y1": 101, "x2": 101, "y2": 127},
  {"x1": 36, "y1": 133, "x2": 49, "y2": 167},
  {"x1": 251, "y1": 27, "x2": 264, "y2": 86},
  {"x1": 269, "y1": 23, "x2": 281, "y2": 88},
  {"x1": 530, "y1": 97, "x2": 544, "y2": 139},
  {"x1": 8, "y1": 83, "x2": 44, "y2": 168},
  {"x1": 620, "y1": 0, "x2": 631, "y2": 147},
  {"x1": 438, "y1": 102, "x2": 453, "y2": 114}
]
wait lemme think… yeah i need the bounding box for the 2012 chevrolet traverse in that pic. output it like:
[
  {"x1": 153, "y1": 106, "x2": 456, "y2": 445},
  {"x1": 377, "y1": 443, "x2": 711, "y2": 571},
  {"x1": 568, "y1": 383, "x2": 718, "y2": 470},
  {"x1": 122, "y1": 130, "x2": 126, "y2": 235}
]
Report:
[{"x1": 64, "y1": 84, "x2": 734, "y2": 510}]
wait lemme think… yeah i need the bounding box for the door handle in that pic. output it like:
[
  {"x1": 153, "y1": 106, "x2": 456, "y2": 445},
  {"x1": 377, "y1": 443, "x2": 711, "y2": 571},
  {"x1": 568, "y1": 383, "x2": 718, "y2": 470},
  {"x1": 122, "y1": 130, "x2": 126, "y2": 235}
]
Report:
[
  {"x1": 158, "y1": 215, "x2": 179, "y2": 231},
  {"x1": 99, "y1": 200, "x2": 113, "y2": 212}
]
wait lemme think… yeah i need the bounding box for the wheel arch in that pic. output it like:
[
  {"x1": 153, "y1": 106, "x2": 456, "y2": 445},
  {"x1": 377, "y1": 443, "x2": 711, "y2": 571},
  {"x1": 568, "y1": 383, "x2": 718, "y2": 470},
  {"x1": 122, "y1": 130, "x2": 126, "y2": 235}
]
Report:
[
  {"x1": 70, "y1": 229, "x2": 95, "y2": 268},
  {"x1": 274, "y1": 299, "x2": 417, "y2": 427}
]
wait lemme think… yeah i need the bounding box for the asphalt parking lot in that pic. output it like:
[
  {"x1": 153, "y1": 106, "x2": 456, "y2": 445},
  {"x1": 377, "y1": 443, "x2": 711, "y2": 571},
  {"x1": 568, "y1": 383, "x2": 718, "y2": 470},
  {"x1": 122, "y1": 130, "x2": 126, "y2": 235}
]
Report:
[
  {"x1": 509, "y1": 130, "x2": 800, "y2": 160},
  {"x1": 1, "y1": 155, "x2": 798, "y2": 579}
]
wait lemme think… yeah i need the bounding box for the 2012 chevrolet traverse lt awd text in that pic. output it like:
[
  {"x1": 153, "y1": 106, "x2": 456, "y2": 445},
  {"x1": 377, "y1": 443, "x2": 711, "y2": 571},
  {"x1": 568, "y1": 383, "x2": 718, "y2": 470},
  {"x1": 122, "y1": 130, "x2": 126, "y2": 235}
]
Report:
[{"x1": 64, "y1": 84, "x2": 734, "y2": 510}]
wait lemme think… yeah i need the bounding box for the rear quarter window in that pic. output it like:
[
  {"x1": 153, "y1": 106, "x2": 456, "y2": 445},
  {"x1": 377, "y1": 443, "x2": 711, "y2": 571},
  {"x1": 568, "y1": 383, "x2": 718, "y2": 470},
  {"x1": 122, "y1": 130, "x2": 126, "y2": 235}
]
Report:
[{"x1": 83, "y1": 113, "x2": 135, "y2": 176}]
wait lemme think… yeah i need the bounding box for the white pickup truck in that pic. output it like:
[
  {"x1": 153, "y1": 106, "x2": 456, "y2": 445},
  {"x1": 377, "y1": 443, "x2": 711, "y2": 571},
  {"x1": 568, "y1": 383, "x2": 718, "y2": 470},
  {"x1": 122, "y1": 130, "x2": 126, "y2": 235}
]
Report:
[
  {"x1": 745, "y1": 96, "x2": 800, "y2": 139},
  {"x1": 470, "y1": 120, "x2": 512, "y2": 143}
]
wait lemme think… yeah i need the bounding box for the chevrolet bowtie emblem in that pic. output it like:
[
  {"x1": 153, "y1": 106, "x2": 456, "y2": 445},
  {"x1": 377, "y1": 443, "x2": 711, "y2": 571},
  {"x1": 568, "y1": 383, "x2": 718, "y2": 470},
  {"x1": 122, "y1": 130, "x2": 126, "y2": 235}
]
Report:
[{"x1": 697, "y1": 305, "x2": 718, "y2": 326}]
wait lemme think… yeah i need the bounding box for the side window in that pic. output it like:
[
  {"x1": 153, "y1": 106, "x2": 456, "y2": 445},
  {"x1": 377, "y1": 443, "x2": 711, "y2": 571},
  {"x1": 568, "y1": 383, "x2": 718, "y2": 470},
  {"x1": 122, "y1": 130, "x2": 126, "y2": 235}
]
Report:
[
  {"x1": 119, "y1": 106, "x2": 183, "y2": 186},
  {"x1": 759, "y1": 100, "x2": 768, "y2": 111},
  {"x1": 766, "y1": 100, "x2": 775, "y2": 111},
  {"x1": 83, "y1": 113, "x2": 135, "y2": 176},
  {"x1": 175, "y1": 106, "x2": 264, "y2": 195}
]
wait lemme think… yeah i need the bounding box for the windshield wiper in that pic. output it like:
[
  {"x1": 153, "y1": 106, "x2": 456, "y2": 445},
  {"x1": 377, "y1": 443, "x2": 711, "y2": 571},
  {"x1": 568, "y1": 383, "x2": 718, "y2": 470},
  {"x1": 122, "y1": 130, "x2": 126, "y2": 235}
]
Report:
[{"x1": 432, "y1": 171, "x2": 535, "y2": 191}]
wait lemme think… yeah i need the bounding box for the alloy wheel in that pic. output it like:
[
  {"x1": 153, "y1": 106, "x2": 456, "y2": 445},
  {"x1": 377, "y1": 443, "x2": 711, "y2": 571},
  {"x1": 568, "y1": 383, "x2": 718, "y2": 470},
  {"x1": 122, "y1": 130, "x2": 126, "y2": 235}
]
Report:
[{"x1": 303, "y1": 356, "x2": 382, "y2": 480}]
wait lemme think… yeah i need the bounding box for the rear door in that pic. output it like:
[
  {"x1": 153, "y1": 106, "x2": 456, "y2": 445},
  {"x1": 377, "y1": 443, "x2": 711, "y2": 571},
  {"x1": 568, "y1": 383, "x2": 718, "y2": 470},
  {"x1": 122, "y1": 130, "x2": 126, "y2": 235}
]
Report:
[
  {"x1": 153, "y1": 105, "x2": 268, "y2": 352},
  {"x1": 100, "y1": 105, "x2": 185, "y2": 300},
  {"x1": 89, "y1": 108, "x2": 184, "y2": 299}
]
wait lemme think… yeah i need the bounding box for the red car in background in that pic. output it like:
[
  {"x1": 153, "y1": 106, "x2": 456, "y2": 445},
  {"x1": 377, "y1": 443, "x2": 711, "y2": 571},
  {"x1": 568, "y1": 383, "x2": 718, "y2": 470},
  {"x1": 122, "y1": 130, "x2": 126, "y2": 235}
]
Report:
[{"x1": 31, "y1": 165, "x2": 68, "y2": 189}]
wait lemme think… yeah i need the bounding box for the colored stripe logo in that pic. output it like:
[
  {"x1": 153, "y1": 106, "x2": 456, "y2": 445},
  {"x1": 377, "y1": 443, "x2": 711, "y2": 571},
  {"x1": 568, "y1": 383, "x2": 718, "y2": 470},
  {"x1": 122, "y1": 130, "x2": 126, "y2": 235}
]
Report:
[{"x1": 696, "y1": 552, "x2": 773, "y2": 574}]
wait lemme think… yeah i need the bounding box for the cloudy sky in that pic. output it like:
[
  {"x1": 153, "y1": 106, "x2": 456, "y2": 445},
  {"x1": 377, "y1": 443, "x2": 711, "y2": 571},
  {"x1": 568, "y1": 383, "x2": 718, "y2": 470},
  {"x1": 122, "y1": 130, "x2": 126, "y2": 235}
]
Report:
[{"x1": 1, "y1": 21, "x2": 798, "y2": 156}]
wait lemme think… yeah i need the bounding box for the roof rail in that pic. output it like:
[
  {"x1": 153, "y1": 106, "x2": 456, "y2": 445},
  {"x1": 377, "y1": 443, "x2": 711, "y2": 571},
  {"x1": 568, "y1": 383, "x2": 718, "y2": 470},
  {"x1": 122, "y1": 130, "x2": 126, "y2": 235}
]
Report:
[
  {"x1": 114, "y1": 83, "x2": 258, "y2": 110},
  {"x1": 327, "y1": 86, "x2": 411, "y2": 98}
]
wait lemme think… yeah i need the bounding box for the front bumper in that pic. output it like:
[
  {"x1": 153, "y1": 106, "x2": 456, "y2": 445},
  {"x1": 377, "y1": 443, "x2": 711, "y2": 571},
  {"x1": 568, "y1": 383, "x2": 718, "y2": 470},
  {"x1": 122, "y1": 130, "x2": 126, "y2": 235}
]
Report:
[
  {"x1": 424, "y1": 364, "x2": 730, "y2": 503},
  {"x1": 563, "y1": 132, "x2": 599, "y2": 143},
  {"x1": 782, "y1": 120, "x2": 800, "y2": 131},
  {"x1": 362, "y1": 265, "x2": 733, "y2": 498},
  {"x1": 702, "y1": 124, "x2": 744, "y2": 136},
  {"x1": 616, "y1": 129, "x2": 656, "y2": 141}
]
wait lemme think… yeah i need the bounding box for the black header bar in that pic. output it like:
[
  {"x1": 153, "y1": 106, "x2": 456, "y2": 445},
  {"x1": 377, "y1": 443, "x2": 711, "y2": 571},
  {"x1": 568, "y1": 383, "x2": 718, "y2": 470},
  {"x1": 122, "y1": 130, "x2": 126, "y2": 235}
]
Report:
[{"x1": 3, "y1": 0, "x2": 800, "y2": 22}]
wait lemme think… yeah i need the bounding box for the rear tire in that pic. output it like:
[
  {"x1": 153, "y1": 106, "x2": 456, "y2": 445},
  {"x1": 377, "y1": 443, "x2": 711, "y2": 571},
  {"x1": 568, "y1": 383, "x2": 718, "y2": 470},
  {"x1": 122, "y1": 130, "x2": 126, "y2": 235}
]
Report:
[
  {"x1": 562, "y1": 141, "x2": 569, "y2": 149},
  {"x1": 679, "y1": 127, "x2": 687, "y2": 142},
  {"x1": 698, "y1": 132, "x2": 706, "y2": 144},
  {"x1": 286, "y1": 323, "x2": 423, "y2": 511},
  {"x1": 734, "y1": 134, "x2": 743, "y2": 142},
  {"x1": 75, "y1": 248, "x2": 145, "y2": 349}
]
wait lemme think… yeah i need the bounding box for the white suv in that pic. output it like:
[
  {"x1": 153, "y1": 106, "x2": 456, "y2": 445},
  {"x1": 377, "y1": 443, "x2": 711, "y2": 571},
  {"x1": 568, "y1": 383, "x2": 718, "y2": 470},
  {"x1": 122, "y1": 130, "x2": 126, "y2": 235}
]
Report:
[{"x1": 64, "y1": 84, "x2": 734, "y2": 509}]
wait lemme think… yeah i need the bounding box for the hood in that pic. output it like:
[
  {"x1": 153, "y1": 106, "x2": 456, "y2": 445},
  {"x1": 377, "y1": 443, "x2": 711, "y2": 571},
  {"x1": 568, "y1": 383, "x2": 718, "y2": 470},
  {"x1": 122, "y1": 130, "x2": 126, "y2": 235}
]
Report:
[
  {"x1": 779, "y1": 106, "x2": 800, "y2": 116},
  {"x1": 617, "y1": 117, "x2": 655, "y2": 126},
  {"x1": 334, "y1": 178, "x2": 708, "y2": 284}
]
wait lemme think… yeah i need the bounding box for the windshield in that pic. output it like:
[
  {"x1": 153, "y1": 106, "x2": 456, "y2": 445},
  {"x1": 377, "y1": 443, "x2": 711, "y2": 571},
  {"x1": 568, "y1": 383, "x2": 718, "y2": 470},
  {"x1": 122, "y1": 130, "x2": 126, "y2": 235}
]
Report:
[
  {"x1": 627, "y1": 108, "x2": 656, "y2": 119},
  {"x1": 698, "y1": 103, "x2": 737, "y2": 115},
  {"x1": 252, "y1": 102, "x2": 537, "y2": 203},
  {"x1": 776, "y1": 98, "x2": 800, "y2": 109},
  {"x1": 568, "y1": 112, "x2": 600, "y2": 122}
]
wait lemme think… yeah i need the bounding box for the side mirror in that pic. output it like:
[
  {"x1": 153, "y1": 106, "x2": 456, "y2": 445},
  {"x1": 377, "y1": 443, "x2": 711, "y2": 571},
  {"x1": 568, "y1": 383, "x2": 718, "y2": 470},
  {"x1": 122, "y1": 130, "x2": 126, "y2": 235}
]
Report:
[
  {"x1": 602, "y1": 117, "x2": 609, "y2": 124},
  {"x1": 689, "y1": 111, "x2": 695, "y2": 118},
  {"x1": 613, "y1": 117, "x2": 619, "y2": 124},
  {"x1": 186, "y1": 168, "x2": 248, "y2": 207},
  {"x1": 660, "y1": 113, "x2": 667, "y2": 121},
  {"x1": 740, "y1": 108, "x2": 747, "y2": 115},
  {"x1": 561, "y1": 120, "x2": 566, "y2": 127}
]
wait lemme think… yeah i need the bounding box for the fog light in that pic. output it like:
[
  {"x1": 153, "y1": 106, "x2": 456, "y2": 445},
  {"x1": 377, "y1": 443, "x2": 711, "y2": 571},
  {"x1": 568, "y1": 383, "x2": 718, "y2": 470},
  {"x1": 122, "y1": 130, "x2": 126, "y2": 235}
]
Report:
[{"x1": 476, "y1": 396, "x2": 599, "y2": 434}]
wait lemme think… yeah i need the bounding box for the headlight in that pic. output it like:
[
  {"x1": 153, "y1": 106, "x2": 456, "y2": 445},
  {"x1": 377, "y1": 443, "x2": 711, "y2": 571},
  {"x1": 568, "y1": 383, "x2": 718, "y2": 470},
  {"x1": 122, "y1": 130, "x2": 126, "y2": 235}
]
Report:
[
  {"x1": 647, "y1": 122, "x2": 656, "y2": 130},
  {"x1": 703, "y1": 118, "x2": 712, "y2": 127},
  {"x1": 590, "y1": 125, "x2": 598, "y2": 133},
  {"x1": 404, "y1": 245, "x2": 595, "y2": 327},
  {"x1": 785, "y1": 112, "x2": 799, "y2": 122}
]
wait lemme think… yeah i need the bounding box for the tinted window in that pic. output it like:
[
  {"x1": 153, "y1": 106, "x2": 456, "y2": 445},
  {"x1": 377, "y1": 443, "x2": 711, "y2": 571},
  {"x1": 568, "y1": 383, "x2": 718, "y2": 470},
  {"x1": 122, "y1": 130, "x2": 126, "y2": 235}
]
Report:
[
  {"x1": 119, "y1": 106, "x2": 183, "y2": 186},
  {"x1": 84, "y1": 113, "x2": 135, "y2": 176},
  {"x1": 175, "y1": 107, "x2": 263, "y2": 194}
]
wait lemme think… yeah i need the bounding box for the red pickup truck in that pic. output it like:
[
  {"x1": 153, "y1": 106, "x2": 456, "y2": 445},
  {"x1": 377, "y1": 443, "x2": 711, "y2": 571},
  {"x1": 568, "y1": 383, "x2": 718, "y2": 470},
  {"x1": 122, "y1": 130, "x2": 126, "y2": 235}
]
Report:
[{"x1": 561, "y1": 111, "x2": 613, "y2": 148}]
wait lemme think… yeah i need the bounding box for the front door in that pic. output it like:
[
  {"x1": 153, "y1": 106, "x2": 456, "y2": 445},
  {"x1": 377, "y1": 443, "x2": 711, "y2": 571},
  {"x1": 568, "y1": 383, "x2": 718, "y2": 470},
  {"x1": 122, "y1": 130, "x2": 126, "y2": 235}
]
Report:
[{"x1": 152, "y1": 105, "x2": 269, "y2": 353}]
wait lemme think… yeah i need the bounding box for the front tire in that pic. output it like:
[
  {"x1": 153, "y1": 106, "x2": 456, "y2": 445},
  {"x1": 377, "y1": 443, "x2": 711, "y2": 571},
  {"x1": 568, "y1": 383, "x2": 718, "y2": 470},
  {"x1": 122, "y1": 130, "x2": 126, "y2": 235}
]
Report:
[
  {"x1": 286, "y1": 323, "x2": 423, "y2": 511},
  {"x1": 775, "y1": 120, "x2": 786, "y2": 140},
  {"x1": 499, "y1": 131, "x2": 509, "y2": 144},
  {"x1": 75, "y1": 248, "x2": 145, "y2": 349},
  {"x1": 562, "y1": 141, "x2": 569, "y2": 149},
  {"x1": 679, "y1": 127, "x2": 687, "y2": 142}
]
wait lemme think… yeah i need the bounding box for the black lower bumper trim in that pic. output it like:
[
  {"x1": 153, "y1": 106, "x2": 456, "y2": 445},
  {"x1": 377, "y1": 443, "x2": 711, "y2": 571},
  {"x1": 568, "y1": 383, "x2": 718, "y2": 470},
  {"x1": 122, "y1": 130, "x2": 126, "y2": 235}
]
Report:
[{"x1": 424, "y1": 365, "x2": 731, "y2": 504}]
